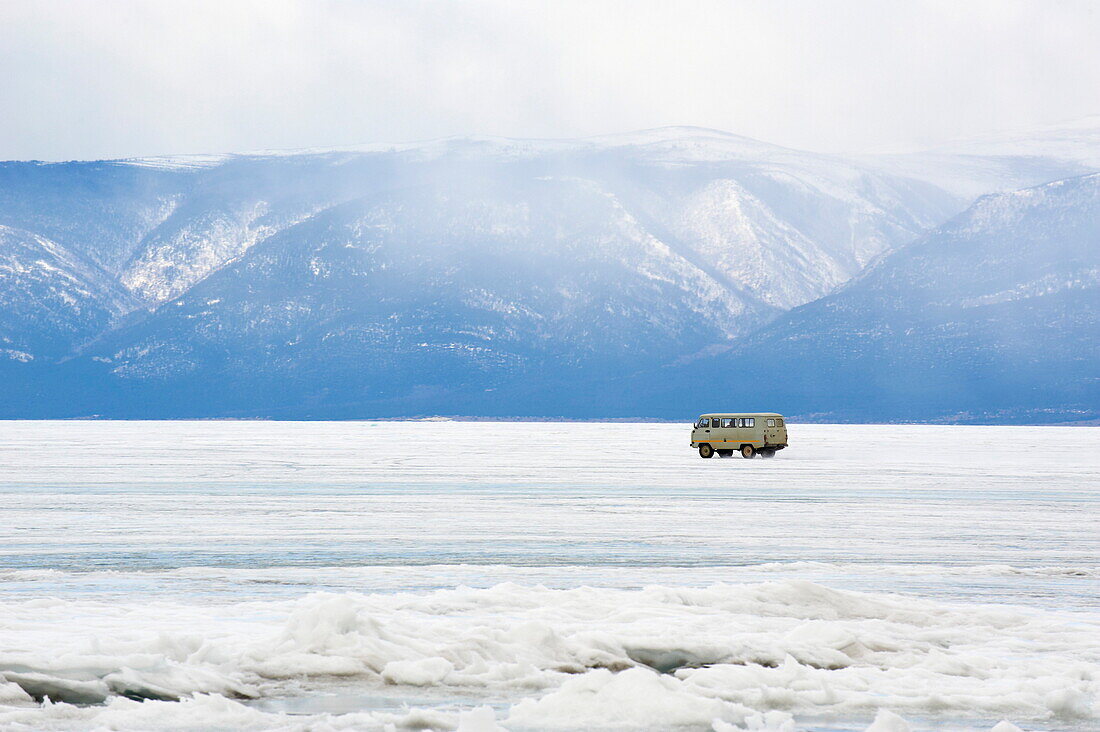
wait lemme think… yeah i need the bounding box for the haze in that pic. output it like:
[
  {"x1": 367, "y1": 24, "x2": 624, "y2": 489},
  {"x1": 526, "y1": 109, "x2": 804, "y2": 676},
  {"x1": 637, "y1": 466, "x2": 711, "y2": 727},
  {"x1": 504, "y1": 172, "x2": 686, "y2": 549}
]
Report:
[{"x1": 1, "y1": 0, "x2": 1099, "y2": 161}]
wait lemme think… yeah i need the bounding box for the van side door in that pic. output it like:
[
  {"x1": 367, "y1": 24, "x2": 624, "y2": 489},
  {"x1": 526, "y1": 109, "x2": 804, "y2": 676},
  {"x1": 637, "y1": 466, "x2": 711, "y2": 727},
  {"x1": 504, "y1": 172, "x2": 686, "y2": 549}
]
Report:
[
  {"x1": 717, "y1": 417, "x2": 734, "y2": 445},
  {"x1": 742, "y1": 417, "x2": 756, "y2": 445}
]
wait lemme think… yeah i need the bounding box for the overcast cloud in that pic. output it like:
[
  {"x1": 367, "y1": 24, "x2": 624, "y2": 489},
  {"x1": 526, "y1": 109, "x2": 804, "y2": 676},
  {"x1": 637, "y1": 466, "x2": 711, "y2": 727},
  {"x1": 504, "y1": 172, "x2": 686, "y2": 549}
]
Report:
[{"x1": 1, "y1": 0, "x2": 1098, "y2": 161}]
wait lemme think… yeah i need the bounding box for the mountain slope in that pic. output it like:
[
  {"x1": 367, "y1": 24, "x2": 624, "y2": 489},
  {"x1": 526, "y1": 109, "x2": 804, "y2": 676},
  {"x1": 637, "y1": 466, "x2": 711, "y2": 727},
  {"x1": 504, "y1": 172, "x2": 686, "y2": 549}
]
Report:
[
  {"x1": 1, "y1": 131, "x2": 958, "y2": 318},
  {"x1": 114, "y1": 155, "x2": 416, "y2": 305},
  {"x1": 665, "y1": 173, "x2": 1100, "y2": 422},
  {"x1": 78, "y1": 176, "x2": 778, "y2": 415},
  {"x1": 0, "y1": 161, "x2": 185, "y2": 274},
  {"x1": 130, "y1": 133, "x2": 956, "y2": 312},
  {"x1": 0, "y1": 225, "x2": 132, "y2": 362}
]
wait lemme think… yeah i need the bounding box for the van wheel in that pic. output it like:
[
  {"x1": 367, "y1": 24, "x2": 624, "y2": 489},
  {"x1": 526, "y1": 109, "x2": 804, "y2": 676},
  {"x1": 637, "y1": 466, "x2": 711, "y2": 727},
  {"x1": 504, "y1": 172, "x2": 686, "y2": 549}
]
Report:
[
  {"x1": 717, "y1": 449, "x2": 733, "y2": 458},
  {"x1": 759, "y1": 448, "x2": 776, "y2": 458},
  {"x1": 699, "y1": 444, "x2": 714, "y2": 459},
  {"x1": 740, "y1": 445, "x2": 756, "y2": 459}
]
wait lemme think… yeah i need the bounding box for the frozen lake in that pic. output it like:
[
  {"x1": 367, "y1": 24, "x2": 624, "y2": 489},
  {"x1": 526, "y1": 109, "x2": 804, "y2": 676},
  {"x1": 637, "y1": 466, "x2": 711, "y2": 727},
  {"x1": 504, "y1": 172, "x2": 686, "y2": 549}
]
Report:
[{"x1": 0, "y1": 421, "x2": 1097, "y2": 731}]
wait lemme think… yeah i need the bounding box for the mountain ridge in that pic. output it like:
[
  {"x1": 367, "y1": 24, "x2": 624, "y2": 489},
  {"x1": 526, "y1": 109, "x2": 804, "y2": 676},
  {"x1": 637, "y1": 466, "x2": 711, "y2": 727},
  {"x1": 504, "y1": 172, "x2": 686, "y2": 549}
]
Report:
[{"x1": 1, "y1": 124, "x2": 1098, "y2": 419}]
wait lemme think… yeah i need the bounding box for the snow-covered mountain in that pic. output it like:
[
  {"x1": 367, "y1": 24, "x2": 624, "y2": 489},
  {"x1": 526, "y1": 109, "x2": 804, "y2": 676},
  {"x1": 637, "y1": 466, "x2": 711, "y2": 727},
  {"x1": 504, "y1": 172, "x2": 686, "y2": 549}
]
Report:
[
  {"x1": 665, "y1": 173, "x2": 1100, "y2": 422},
  {"x1": 123, "y1": 129, "x2": 957, "y2": 312},
  {"x1": 1, "y1": 123, "x2": 1097, "y2": 418},
  {"x1": 0, "y1": 224, "x2": 131, "y2": 362},
  {"x1": 4, "y1": 131, "x2": 954, "y2": 317}
]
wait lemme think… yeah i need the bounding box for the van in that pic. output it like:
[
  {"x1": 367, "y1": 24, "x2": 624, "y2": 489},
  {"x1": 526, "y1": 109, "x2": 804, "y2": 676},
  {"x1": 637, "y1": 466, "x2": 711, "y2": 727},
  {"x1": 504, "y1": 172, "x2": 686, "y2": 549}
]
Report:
[{"x1": 690, "y1": 413, "x2": 788, "y2": 459}]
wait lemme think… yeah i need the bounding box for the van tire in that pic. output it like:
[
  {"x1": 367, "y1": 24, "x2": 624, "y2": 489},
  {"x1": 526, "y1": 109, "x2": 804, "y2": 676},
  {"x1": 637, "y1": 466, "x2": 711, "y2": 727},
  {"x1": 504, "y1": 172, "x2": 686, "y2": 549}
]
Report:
[
  {"x1": 699, "y1": 444, "x2": 715, "y2": 459},
  {"x1": 740, "y1": 445, "x2": 756, "y2": 459},
  {"x1": 717, "y1": 449, "x2": 734, "y2": 458},
  {"x1": 759, "y1": 448, "x2": 776, "y2": 458}
]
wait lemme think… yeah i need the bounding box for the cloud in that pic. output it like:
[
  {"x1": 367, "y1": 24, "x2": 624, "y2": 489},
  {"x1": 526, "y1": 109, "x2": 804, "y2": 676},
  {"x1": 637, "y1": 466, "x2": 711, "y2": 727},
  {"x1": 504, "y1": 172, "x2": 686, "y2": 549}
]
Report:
[{"x1": 1, "y1": 0, "x2": 1098, "y2": 160}]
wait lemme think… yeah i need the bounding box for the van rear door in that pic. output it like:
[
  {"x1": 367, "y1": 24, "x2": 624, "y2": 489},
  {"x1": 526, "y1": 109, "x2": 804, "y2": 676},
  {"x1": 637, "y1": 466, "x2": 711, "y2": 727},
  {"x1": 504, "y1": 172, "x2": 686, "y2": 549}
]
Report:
[{"x1": 763, "y1": 417, "x2": 780, "y2": 445}]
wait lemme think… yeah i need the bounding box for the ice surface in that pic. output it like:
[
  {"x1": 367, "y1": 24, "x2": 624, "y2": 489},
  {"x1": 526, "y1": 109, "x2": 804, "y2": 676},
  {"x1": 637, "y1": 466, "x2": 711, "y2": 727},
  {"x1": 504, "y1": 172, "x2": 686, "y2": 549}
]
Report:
[{"x1": 0, "y1": 421, "x2": 1097, "y2": 731}]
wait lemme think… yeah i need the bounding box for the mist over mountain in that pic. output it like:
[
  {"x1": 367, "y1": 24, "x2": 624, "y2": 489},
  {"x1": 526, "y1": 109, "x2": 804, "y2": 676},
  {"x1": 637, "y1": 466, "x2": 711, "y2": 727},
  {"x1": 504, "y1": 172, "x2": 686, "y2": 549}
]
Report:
[
  {"x1": 861, "y1": 116, "x2": 1100, "y2": 200},
  {"x1": 0, "y1": 124, "x2": 1097, "y2": 420}
]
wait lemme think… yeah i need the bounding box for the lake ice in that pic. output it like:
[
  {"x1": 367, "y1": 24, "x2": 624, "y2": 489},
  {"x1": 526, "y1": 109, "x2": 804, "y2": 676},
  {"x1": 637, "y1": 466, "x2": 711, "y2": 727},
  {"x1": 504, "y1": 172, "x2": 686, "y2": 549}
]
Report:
[{"x1": 0, "y1": 421, "x2": 1097, "y2": 731}]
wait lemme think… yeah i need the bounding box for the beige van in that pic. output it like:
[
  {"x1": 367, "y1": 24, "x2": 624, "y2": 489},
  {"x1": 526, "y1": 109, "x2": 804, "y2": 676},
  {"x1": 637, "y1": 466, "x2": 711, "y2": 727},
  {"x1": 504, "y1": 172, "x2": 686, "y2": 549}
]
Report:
[{"x1": 691, "y1": 413, "x2": 788, "y2": 459}]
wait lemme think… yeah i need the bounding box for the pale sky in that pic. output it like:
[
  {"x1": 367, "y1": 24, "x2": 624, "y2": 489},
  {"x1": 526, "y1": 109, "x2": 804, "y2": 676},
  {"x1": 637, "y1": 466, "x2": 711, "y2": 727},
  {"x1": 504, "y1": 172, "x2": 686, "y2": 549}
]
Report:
[{"x1": 1, "y1": 0, "x2": 1099, "y2": 161}]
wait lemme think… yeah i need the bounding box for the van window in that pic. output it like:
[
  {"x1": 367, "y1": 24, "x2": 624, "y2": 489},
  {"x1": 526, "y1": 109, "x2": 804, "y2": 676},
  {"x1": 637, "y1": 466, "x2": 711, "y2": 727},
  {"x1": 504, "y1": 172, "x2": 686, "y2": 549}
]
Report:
[
  {"x1": 721, "y1": 418, "x2": 734, "y2": 428},
  {"x1": 733, "y1": 418, "x2": 742, "y2": 427},
  {"x1": 697, "y1": 418, "x2": 709, "y2": 428},
  {"x1": 777, "y1": 419, "x2": 784, "y2": 427},
  {"x1": 745, "y1": 418, "x2": 755, "y2": 427},
  {"x1": 767, "y1": 418, "x2": 776, "y2": 427}
]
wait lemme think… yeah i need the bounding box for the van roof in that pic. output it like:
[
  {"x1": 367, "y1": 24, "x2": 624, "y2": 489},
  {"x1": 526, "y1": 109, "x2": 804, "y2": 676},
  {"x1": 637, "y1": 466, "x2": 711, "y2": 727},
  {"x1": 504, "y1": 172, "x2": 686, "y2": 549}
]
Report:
[{"x1": 701, "y1": 413, "x2": 784, "y2": 418}]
